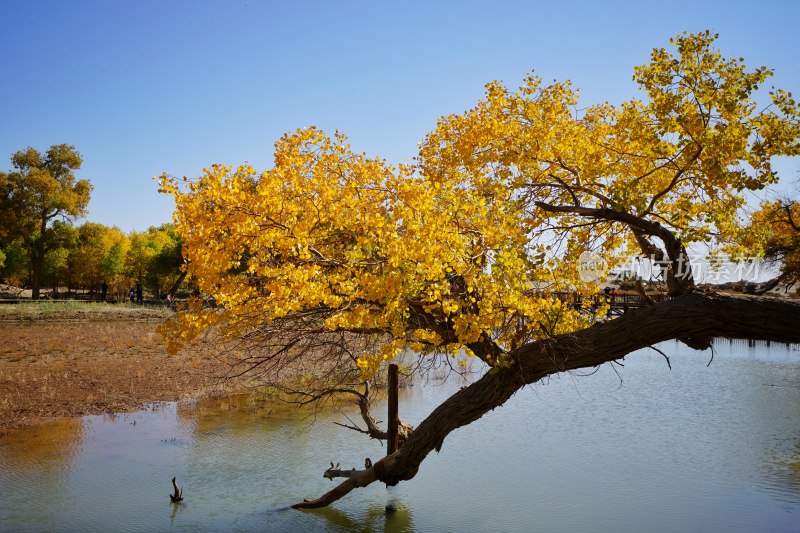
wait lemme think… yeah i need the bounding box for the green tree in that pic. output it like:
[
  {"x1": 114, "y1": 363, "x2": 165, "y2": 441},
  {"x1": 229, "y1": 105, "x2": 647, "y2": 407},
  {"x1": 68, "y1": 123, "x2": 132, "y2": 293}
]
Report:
[
  {"x1": 121, "y1": 225, "x2": 184, "y2": 299},
  {"x1": 0, "y1": 241, "x2": 28, "y2": 287},
  {"x1": 100, "y1": 227, "x2": 129, "y2": 299},
  {"x1": 149, "y1": 224, "x2": 185, "y2": 298},
  {"x1": 68, "y1": 222, "x2": 132, "y2": 297},
  {"x1": 42, "y1": 222, "x2": 77, "y2": 295},
  {"x1": 122, "y1": 231, "x2": 153, "y2": 289},
  {"x1": 0, "y1": 145, "x2": 92, "y2": 298}
]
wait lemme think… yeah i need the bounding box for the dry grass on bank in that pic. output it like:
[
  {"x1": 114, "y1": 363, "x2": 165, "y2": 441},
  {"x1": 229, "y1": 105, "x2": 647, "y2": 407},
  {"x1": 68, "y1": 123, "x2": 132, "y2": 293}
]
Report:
[
  {"x1": 0, "y1": 301, "x2": 173, "y2": 321},
  {"x1": 0, "y1": 310, "x2": 241, "y2": 432}
]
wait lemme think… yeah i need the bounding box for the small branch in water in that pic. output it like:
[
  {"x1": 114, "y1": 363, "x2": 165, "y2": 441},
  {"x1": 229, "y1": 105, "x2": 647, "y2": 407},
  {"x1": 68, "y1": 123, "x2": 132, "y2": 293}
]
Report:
[{"x1": 170, "y1": 477, "x2": 183, "y2": 503}]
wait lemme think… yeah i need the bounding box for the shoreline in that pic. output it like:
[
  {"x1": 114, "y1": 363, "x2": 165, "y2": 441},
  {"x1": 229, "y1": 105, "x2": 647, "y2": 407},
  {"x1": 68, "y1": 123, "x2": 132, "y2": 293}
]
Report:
[{"x1": 0, "y1": 301, "x2": 174, "y2": 322}]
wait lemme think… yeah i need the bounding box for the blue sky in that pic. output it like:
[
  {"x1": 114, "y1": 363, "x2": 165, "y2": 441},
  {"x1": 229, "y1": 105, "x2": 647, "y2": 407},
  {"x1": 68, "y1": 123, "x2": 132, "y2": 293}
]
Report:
[{"x1": 1, "y1": 0, "x2": 799, "y2": 232}]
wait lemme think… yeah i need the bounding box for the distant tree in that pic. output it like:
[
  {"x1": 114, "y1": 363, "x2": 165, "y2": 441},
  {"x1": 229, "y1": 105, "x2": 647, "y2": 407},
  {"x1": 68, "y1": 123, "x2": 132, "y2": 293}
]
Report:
[
  {"x1": 0, "y1": 145, "x2": 91, "y2": 298},
  {"x1": 149, "y1": 224, "x2": 185, "y2": 297},
  {"x1": 44, "y1": 247, "x2": 70, "y2": 296},
  {"x1": 123, "y1": 231, "x2": 155, "y2": 290},
  {"x1": 0, "y1": 171, "x2": 11, "y2": 274},
  {"x1": 0, "y1": 241, "x2": 28, "y2": 287},
  {"x1": 100, "y1": 228, "x2": 129, "y2": 300},
  {"x1": 102, "y1": 239, "x2": 126, "y2": 280},
  {"x1": 67, "y1": 222, "x2": 132, "y2": 297},
  {"x1": 118, "y1": 224, "x2": 184, "y2": 299},
  {"x1": 42, "y1": 222, "x2": 77, "y2": 295},
  {"x1": 0, "y1": 171, "x2": 9, "y2": 242}
]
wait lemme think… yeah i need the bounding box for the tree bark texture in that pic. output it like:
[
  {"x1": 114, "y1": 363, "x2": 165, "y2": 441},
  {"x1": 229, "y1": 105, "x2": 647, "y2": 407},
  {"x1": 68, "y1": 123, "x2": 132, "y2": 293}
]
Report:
[{"x1": 293, "y1": 293, "x2": 800, "y2": 508}]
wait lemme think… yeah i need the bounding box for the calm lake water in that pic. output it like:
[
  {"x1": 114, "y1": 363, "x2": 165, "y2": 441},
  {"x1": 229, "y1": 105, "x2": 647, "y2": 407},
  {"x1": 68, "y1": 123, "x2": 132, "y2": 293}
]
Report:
[{"x1": 1, "y1": 341, "x2": 799, "y2": 532}]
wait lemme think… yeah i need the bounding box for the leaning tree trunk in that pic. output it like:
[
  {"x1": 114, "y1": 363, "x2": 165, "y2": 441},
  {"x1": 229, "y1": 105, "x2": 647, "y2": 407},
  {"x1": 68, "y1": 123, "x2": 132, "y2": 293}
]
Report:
[
  {"x1": 167, "y1": 270, "x2": 187, "y2": 298},
  {"x1": 293, "y1": 292, "x2": 800, "y2": 508}
]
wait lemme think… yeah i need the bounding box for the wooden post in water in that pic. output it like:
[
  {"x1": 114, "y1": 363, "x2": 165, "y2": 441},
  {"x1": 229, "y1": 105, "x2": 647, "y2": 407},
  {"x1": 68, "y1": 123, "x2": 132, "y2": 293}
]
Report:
[{"x1": 387, "y1": 363, "x2": 399, "y2": 455}]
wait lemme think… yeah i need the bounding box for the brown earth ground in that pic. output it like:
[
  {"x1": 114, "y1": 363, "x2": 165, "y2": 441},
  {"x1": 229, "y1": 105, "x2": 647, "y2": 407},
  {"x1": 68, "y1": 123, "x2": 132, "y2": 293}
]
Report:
[{"x1": 0, "y1": 304, "x2": 242, "y2": 433}]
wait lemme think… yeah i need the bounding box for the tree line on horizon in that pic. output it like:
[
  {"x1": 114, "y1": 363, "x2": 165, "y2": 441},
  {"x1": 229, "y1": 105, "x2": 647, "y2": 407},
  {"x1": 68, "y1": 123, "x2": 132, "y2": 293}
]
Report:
[{"x1": 0, "y1": 144, "x2": 186, "y2": 301}]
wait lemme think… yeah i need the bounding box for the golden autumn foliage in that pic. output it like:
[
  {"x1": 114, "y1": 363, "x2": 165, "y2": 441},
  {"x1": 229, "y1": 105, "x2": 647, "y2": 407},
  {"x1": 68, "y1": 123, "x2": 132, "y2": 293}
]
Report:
[
  {"x1": 740, "y1": 200, "x2": 800, "y2": 289},
  {"x1": 159, "y1": 32, "x2": 799, "y2": 377}
]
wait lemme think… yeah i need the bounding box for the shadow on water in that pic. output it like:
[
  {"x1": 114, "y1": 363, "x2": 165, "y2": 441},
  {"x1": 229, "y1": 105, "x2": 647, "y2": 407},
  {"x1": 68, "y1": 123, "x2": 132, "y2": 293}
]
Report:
[
  {"x1": 253, "y1": 499, "x2": 414, "y2": 533},
  {"x1": 218, "y1": 489, "x2": 413, "y2": 533}
]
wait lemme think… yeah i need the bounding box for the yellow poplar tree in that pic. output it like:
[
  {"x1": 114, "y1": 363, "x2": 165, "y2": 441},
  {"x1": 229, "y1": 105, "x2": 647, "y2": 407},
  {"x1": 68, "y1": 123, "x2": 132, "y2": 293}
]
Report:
[
  {"x1": 160, "y1": 32, "x2": 800, "y2": 507},
  {"x1": 738, "y1": 199, "x2": 800, "y2": 291}
]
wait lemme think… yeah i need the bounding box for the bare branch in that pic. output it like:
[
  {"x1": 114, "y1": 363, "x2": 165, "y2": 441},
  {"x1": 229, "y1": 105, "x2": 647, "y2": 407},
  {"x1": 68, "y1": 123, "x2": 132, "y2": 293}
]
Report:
[
  {"x1": 644, "y1": 145, "x2": 703, "y2": 214},
  {"x1": 535, "y1": 201, "x2": 695, "y2": 295},
  {"x1": 648, "y1": 344, "x2": 672, "y2": 370}
]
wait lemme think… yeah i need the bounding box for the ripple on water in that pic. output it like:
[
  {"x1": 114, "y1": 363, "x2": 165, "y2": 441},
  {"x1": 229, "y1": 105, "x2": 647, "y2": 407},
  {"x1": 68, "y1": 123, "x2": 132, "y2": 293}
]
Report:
[{"x1": 0, "y1": 343, "x2": 799, "y2": 532}]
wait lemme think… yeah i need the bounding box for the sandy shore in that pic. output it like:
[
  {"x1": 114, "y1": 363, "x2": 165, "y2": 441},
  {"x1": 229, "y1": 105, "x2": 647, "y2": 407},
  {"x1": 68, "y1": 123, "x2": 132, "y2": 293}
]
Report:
[{"x1": 0, "y1": 306, "x2": 239, "y2": 432}]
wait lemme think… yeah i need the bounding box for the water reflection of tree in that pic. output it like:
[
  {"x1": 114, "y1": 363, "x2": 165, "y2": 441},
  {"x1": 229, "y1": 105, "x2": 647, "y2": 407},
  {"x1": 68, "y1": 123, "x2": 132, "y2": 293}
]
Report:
[
  {"x1": 756, "y1": 362, "x2": 800, "y2": 506},
  {"x1": 764, "y1": 441, "x2": 800, "y2": 505},
  {"x1": 788, "y1": 444, "x2": 800, "y2": 487},
  {"x1": 176, "y1": 393, "x2": 334, "y2": 435},
  {"x1": 0, "y1": 418, "x2": 84, "y2": 519},
  {"x1": 0, "y1": 417, "x2": 83, "y2": 467},
  {"x1": 305, "y1": 500, "x2": 414, "y2": 533}
]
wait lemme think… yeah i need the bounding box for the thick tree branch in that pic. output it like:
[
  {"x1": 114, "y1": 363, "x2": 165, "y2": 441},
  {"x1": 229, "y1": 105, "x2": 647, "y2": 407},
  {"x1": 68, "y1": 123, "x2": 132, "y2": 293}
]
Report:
[
  {"x1": 337, "y1": 384, "x2": 414, "y2": 445},
  {"x1": 535, "y1": 201, "x2": 695, "y2": 295},
  {"x1": 630, "y1": 227, "x2": 685, "y2": 296},
  {"x1": 777, "y1": 201, "x2": 799, "y2": 232},
  {"x1": 293, "y1": 293, "x2": 800, "y2": 508}
]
